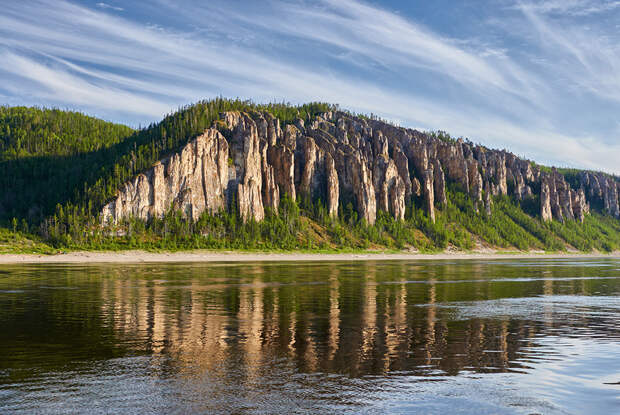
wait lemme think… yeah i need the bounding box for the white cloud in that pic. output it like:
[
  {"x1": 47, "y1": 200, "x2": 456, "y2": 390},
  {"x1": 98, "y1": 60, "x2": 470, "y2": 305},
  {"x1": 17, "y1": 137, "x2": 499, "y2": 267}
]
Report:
[
  {"x1": 223, "y1": 0, "x2": 545, "y2": 104},
  {"x1": 0, "y1": 51, "x2": 170, "y2": 116},
  {"x1": 96, "y1": 2, "x2": 124, "y2": 12},
  {"x1": 515, "y1": 0, "x2": 620, "y2": 16},
  {"x1": 518, "y1": 5, "x2": 620, "y2": 104},
  {"x1": 0, "y1": 0, "x2": 617, "y2": 173}
]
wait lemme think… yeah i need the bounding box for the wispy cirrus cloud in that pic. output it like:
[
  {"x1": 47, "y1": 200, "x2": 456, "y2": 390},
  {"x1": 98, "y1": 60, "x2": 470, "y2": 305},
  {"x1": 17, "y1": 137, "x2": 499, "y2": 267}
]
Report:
[
  {"x1": 518, "y1": 4, "x2": 620, "y2": 104},
  {"x1": 0, "y1": 0, "x2": 618, "y2": 173},
  {"x1": 514, "y1": 0, "x2": 620, "y2": 16},
  {"x1": 96, "y1": 2, "x2": 124, "y2": 12},
  {"x1": 239, "y1": 0, "x2": 536, "y2": 96},
  {"x1": 0, "y1": 51, "x2": 172, "y2": 116}
]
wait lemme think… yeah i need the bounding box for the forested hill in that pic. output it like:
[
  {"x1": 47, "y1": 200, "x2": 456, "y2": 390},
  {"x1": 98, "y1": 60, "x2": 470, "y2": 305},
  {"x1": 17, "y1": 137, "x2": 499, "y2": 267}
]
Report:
[
  {"x1": 0, "y1": 106, "x2": 134, "y2": 160},
  {"x1": 0, "y1": 99, "x2": 332, "y2": 226},
  {"x1": 0, "y1": 107, "x2": 134, "y2": 225},
  {"x1": 1, "y1": 99, "x2": 619, "y2": 254}
]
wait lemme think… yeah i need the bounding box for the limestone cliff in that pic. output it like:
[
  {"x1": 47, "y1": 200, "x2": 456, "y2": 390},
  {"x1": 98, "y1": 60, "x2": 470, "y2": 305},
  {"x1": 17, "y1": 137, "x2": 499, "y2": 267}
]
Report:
[
  {"x1": 102, "y1": 110, "x2": 620, "y2": 225},
  {"x1": 102, "y1": 128, "x2": 229, "y2": 223}
]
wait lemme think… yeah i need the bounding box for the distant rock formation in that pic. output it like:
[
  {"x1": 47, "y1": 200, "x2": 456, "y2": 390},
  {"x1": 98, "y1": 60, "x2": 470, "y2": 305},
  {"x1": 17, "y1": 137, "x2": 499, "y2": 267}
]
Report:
[
  {"x1": 102, "y1": 110, "x2": 619, "y2": 225},
  {"x1": 101, "y1": 128, "x2": 229, "y2": 222}
]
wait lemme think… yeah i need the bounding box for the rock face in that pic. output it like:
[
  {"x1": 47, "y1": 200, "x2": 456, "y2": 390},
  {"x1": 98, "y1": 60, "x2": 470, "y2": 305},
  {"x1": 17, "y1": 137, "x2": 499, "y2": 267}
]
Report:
[
  {"x1": 102, "y1": 110, "x2": 619, "y2": 225},
  {"x1": 579, "y1": 171, "x2": 619, "y2": 218},
  {"x1": 540, "y1": 177, "x2": 553, "y2": 222},
  {"x1": 101, "y1": 128, "x2": 229, "y2": 223},
  {"x1": 432, "y1": 159, "x2": 447, "y2": 207},
  {"x1": 325, "y1": 154, "x2": 339, "y2": 218},
  {"x1": 571, "y1": 188, "x2": 588, "y2": 223},
  {"x1": 349, "y1": 153, "x2": 377, "y2": 224},
  {"x1": 373, "y1": 154, "x2": 406, "y2": 220},
  {"x1": 423, "y1": 168, "x2": 436, "y2": 223},
  {"x1": 224, "y1": 112, "x2": 265, "y2": 222}
]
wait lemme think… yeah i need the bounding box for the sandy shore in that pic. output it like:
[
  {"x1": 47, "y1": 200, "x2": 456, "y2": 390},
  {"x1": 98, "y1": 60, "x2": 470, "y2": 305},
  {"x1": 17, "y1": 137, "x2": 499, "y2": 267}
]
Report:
[{"x1": 0, "y1": 250, "x2": 618, "y2": 264}]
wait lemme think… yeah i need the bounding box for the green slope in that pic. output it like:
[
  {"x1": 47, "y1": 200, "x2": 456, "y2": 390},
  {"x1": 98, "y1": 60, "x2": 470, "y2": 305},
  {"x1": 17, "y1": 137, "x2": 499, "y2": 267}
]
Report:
[
  {"x1": 0, "y1": 106, "x2": 135, "y2": 223},
  {"x1": 0, "y1": 106, "x2": 134, "y2": 160}
]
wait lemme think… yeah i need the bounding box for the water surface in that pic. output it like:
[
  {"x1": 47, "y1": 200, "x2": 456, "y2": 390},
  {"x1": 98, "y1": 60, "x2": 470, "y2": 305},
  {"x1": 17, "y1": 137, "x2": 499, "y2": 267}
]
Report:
[{"x1": 1, "y1": 258, "x2": 619, "y2": 414}]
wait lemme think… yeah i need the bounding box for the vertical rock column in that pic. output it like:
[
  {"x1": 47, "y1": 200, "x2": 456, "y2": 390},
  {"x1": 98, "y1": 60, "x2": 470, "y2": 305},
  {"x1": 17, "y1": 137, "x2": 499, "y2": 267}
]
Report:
[
  {"x1": 432, "y1": 159, "x2": 447, "y2": 206},
  {"x1": 224, "y1": 112, "x2": 265, "y2": 222},
  {"x1": 260, "y1": 140, "x2": 279, "y2": 213},
  {"x1": 349, "y1": 153, "x2": 377, "y2": 225},
  {"x1": 326, "y1": 154, "x2": 340, "y2": 218},
  {"x1": 393, "y1": 146, "x2": 412, "y2": 199},
  {"x1": 409, "y1": 140, "x2": 436, "y2": 222},
  {"x1": 423, "y1": 168, "x2": 435, "y2": 223},
  {"x1": 540, "y1": 176, "x2": 553, "y2": 222},
  {"x1": 571, "y1": 189, "x2": 588, "y2": 222}
]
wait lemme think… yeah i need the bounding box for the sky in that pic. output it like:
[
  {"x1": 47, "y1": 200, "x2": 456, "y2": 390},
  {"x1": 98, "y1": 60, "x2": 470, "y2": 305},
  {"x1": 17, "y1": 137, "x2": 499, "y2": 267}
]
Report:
[{"x1": 1, "y1": 0, "x2": 619, "y2": 174}]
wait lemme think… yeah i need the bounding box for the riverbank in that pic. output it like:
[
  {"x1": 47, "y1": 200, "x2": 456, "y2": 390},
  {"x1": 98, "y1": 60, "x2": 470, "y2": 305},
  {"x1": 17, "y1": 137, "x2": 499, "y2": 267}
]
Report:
[{"x1": 0, "y1": 250, "x2": 618, "y2": 263}]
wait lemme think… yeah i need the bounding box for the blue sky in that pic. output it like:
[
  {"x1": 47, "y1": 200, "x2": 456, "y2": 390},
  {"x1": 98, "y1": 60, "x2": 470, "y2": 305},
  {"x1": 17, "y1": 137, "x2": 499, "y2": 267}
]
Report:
[{"x1": 1, "y1": 0, "x2": 619, "y2": 173}]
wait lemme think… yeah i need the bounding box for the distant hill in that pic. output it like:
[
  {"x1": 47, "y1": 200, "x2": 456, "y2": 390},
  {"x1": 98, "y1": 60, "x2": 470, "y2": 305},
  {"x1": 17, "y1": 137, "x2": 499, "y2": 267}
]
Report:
[
  {"x1": 1, "y1": 99, "x2": 619, "y2": 253},
  {"x1": 0, "y1": 106, "x2": 134, "y2": 160},
  {"x1": 0, "y1": 106, "x2": 134, "y2": 223}
]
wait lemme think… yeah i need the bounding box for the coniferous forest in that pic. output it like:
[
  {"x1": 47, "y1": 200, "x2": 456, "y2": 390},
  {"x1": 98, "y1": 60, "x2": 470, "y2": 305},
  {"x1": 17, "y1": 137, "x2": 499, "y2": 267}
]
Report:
[{"x1": 1, "y1": 98, "x2": 619, "y2": 254}]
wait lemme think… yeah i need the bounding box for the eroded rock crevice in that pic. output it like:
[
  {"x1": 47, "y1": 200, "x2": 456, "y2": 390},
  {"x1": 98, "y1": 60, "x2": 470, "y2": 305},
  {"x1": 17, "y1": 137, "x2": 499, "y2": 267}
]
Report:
[{"x1": 102, "y1": 111, "x2": 620, "y2": 225}]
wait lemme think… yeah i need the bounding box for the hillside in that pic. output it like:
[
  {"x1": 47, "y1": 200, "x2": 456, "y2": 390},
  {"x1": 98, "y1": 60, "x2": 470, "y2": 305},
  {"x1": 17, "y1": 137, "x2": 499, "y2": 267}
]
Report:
[
  {"x1": 0, "y1": 107, "x2": 135, "y2": 224},
  {"x1": 1, "y1": 99, "x2": 619, "y2": 253}
]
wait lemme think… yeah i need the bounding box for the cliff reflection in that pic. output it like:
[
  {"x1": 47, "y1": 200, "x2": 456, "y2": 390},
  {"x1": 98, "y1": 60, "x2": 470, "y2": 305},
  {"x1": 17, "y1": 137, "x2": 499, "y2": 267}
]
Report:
[{"x1": 95, "y1": 260, "x2": 620, "y2": 378}]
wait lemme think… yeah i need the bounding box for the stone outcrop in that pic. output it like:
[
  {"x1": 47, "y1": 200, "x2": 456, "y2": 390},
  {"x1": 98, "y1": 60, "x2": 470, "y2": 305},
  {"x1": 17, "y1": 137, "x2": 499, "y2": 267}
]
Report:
[
  {"x1": 571, "y1": 188, "x2": 588, "y2": 222},
  {"x1": 389, "y1": 178, "x2": 406, "y2": 221},
  {"x1": 484, "y1": 183, "x2": 493, "y2": 217},
  {"x1": 432, "y1": 159, "x2": 447, "y2": 206},
  {"x1": 325, "y1": 154, "x2": 339, "y2": 218},
  {"x1": 373, "y1": 155, "x2": 406, "y2": 219},
  {"x1": 224, "y1": 112, "x2": 265, "y2": 222},
  {"x1": 540, "y1": 177, "x2": 553, "y2": 222},
  {"x1": 579, "y1": 171, "x2": 619, "y2": 218},
  {"x1": 556, "y1": 175, "x2": 574, "y2": 221},
  {"x1": 349, "y1": 153, "x2": 377, "y2": 224},
  {"x1": 102, "y1": 109, "x2": 619, "y2": 226},
  {"x1": 393, "y1": 146, "x2": 412, "y2": 198},
  {"x1": 101, "y1": 128, "x2": 229, "y2": 223},
  {"x1": 260, "y1": 140, "x2": 279, "y2": 213},
  {"x1": 423, "y1": 168, "x2": 436, "y2": 223},
  {"x1": 467, "y1": 159, "x2": 483, "y2": 204}
]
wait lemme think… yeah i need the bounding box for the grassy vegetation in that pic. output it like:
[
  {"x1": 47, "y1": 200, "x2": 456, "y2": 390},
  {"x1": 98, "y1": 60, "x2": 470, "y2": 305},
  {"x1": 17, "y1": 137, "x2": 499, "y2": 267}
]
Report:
[
  {"x1": 0, "y1": 228, "x2": 56, "y2": 255},
  {"x1": 2, "y1": 190, "x2": 618, "y2": 254}
]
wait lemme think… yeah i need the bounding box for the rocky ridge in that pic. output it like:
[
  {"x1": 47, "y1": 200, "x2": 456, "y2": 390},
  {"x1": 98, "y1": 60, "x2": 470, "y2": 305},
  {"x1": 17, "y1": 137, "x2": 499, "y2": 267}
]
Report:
[{"x1": 102, "y1": 111, "x2": 620, "y2": 225}]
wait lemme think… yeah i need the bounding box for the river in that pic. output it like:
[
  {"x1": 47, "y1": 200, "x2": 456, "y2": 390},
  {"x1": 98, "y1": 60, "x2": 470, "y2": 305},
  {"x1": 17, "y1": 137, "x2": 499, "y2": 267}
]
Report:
[{"x1": 1, "y1": 258, "x2": 619, "y2": 414}]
